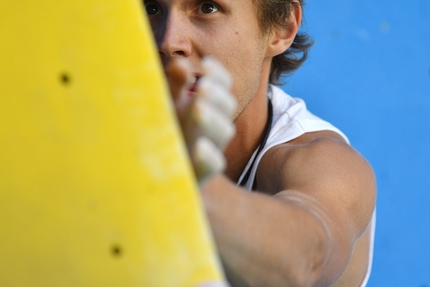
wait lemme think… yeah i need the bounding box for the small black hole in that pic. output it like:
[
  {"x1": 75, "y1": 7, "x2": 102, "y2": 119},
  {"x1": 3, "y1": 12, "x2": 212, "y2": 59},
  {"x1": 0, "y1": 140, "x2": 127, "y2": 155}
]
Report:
[
  {"x1": 111, "y1": 245, "x2": 122, "y2": 258},
  {"x1": 60, "y1": 73, "x2": 71, "y2": 85}
]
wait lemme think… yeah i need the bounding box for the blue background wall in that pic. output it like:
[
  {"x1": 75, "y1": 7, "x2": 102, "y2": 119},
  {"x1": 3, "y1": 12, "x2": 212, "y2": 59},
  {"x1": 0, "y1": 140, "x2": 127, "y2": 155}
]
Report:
[{"x1": 283, "y1": 0, "x2": 430, "y2": 286}]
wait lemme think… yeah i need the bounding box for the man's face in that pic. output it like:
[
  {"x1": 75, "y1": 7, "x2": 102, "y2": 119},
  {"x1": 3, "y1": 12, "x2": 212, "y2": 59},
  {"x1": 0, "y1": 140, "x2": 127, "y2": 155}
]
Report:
[{"x1": 145, "y1": 0, "x2": 272, "y2": 120}]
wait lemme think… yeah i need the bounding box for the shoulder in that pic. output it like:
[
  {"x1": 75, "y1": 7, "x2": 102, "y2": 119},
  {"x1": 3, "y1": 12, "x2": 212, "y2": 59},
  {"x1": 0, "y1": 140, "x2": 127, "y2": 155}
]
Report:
[
  {"x1": 257, "y1": 130, "x2": 372, "y2": 190},
  {"x1": 256, "y1": 130, "x2": 376, "y2": 229}
]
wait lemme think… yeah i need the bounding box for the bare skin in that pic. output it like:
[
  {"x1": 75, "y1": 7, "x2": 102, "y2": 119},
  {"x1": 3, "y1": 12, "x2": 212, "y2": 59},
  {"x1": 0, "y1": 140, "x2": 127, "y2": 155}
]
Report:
[
  {"x1": 145, "y1": 0, "x2": 376, "y2": 286},
  {"x1": 201, "y1": 132, "x2": 375, "y2": 287}
]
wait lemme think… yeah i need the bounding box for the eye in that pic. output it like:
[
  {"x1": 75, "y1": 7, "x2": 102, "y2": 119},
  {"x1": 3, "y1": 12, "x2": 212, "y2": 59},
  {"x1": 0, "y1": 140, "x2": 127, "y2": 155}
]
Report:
[
  {"x1": 198, "y1": 2, "x2": 219, "y2": 14},
  {"x1": 145, "y1": 2, "x2": 162, "y2": 15}
]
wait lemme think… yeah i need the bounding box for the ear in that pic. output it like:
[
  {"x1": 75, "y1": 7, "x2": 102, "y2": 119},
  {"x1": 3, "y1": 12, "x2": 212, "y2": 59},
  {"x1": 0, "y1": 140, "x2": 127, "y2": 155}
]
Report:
[{"x1": 265, "y1": 3, "x2": 302, "y2": 58}]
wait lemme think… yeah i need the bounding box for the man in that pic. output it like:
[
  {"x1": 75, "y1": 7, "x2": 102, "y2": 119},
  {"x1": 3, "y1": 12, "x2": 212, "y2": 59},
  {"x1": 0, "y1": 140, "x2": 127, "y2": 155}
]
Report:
[{"x1": 145, "y1": 0, "x2": 376, "y2": 286}]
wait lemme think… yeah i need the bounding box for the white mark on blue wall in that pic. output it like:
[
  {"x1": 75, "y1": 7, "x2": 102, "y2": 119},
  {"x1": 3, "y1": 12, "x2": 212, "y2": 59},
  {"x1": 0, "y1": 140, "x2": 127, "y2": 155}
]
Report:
[{"x1": 379, "y1": 21, "x2": 391, "y2": 33}]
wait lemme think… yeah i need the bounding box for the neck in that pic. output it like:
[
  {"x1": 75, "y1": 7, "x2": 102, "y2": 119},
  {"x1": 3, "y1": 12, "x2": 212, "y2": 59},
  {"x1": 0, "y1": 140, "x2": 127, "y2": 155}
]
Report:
[{"x1": 223, "y1": 82, "x2": 270, "y2": 183}]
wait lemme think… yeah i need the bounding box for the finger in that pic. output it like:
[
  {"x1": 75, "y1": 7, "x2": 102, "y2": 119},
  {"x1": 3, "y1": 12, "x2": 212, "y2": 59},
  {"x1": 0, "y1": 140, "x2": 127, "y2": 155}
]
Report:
[
  {"x1": 192, "y1": 137, "x2": 226, "y2": 184},
  {"x1": 166, "y1": 58, "x2": 192, "y2": 104},
  {"x1": 202, "y1": 56, "x2": 233, "y2": 89},
  {"x1": 193, "y1": 98, "x2": 235, "y2": 150},
  {"x1": 196, "y1": 77, "x2": 237, "y2": 117}
]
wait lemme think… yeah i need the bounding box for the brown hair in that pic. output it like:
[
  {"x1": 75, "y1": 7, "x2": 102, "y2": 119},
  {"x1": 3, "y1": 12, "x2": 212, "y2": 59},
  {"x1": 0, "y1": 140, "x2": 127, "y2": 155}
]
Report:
[{"x1": 254, "y1": 0, "x2": 313, "y2": 85}]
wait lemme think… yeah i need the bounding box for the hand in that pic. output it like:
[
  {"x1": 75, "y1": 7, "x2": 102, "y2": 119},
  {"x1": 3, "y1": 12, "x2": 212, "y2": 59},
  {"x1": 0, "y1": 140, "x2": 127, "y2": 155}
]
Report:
[{"x1": 166, "y1": 57, "x2": 237, "y2": 184}]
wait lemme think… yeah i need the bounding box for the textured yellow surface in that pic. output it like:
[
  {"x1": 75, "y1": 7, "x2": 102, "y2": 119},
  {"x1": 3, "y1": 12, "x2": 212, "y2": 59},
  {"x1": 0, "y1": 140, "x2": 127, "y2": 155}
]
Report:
[{"x1": 0, "y1": 0, "x2": 224, "y2": 286}]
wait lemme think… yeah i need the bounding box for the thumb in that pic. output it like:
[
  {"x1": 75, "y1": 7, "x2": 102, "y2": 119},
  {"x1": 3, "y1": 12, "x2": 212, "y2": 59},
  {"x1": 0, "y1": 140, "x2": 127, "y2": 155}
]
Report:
[{"x1": 165, "y1": 58, "x2": 192, "y2": 105}]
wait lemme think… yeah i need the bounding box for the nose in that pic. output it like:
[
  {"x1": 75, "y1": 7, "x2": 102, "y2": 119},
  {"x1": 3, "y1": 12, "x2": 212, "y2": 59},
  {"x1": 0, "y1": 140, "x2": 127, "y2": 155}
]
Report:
[{"x1": 158, "y1": 13, "x2": 192, "y2": 60}]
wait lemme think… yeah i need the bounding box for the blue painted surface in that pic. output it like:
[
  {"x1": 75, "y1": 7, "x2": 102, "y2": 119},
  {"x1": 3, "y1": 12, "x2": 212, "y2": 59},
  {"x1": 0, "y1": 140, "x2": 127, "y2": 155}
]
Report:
[{"x1": 283, "y1": 0, "x2": 430, "y2": 286}]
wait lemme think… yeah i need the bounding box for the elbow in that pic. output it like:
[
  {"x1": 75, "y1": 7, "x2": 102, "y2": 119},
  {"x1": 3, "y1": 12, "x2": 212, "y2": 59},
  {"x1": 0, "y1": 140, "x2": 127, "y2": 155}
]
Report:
[
  {"x1": 278, "y1": 228, "x2": 329, "y2": 287},
  {"x1": 297, "y1": 239, "x2": 328, "y2": 287},
  {"x1": 276, "y1": 258, "x2": 325, "y2": 287}
]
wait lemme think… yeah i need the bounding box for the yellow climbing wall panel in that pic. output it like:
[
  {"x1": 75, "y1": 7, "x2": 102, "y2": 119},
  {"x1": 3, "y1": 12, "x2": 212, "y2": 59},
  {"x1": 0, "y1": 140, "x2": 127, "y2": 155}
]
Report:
[{"x1": 0, "y1": 0, "x2": 225, "y2": 286}]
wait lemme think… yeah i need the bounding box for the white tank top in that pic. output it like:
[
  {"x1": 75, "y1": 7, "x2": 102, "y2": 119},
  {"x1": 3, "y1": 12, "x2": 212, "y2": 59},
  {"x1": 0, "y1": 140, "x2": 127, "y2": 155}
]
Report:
[{"x1": 236, "y1": 85, "x2": 375, "y2": 287}]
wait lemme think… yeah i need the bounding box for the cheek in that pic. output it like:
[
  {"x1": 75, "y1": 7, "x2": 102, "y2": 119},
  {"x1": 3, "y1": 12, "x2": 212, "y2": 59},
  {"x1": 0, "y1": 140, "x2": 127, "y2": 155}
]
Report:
[
  {"x1": 225, "y1": 38, "x2": 265, "y2": 79},
  {"x1": 230, "y1": 47, "x2": 266, "y2": 103},
  {"x1": 195, "y1": 27, "x2": 265, "y2": 95}
]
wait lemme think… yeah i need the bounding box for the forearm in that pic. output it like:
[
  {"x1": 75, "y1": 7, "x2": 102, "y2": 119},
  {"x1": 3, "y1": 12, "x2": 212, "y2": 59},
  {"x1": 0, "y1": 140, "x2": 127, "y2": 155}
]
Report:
[{"x1": 201, "y1": 175, "x2": 333, "y2": 287}]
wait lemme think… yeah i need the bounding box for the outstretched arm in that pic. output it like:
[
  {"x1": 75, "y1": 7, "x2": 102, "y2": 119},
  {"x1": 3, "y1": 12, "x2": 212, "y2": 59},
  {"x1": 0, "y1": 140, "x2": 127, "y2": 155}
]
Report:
[
  {"x1": 201, "y1": 132, "x2": 376, "y2": 287},
  {"x1": 165, "y1": 58, "x2": 376, "y2": 287}
]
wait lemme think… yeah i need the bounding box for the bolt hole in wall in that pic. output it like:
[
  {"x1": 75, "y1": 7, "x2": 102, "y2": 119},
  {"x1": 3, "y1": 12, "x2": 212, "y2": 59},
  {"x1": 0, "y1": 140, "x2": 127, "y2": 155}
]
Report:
[
  {"x1": 60, "y1": 73, "x2": 71, "y2": 85},
  {"x1": 111, "y1": 244, "x2": 123, "y2": 258}
]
